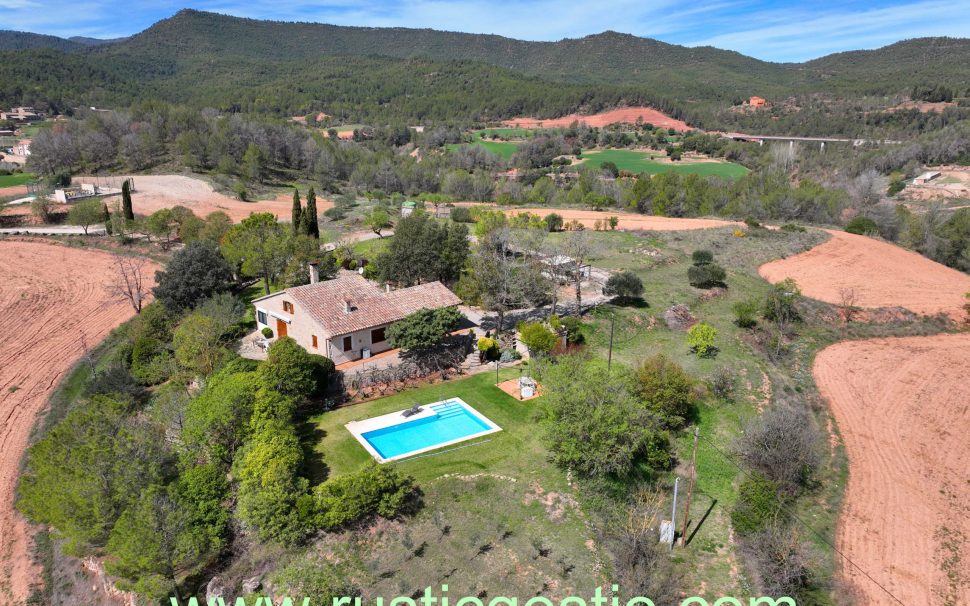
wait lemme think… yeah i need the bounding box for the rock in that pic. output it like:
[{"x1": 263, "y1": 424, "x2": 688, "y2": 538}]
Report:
[
  {"x1": 242, "y1": 575, "x2": 262, "y2": 594},
  {"x1": 663, "y1": 304, "x2": 696, "y2": 331},
  {"x1": 206, "y1": 576, "x2": 227, "y2": 602}
]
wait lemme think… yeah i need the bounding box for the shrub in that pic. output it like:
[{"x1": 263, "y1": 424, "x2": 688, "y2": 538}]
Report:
[
  {"x1": 259, "y1": 337, "x2": 333, "y2": 400},
  {"x1": 544, "y1": 213, "x2": 564, "y2": 232},
  {"x1": 323, "y1": 206, "x2": 346, "y2": 221},
  {"x1": 691, "y1": 249, "x2": 714, "y2": 265},
  {"x1": 845, "y1": 216, "x2": 879, "y2": 235},
  {"x1": 477, "y1": 337, "x2": 499, "y2": 360},
  {"x1": 744, "y1": 217, "x2": 762, "y2": 228},
  {"x1": 709, "y1": 366, "x2": 735, "y2": 399},
  {"x1": 688, "y1": 263, "x2": 726, "y2": 288},
  {"x1": 780, "y1": 222, "x2": 806, "y2": 233},
  {"x1": 763, "y1": 278, "x2": 801, "y2": 324},
  {"x1": 560, "y1": 316, "x2": 586, "y2": 344},
  {"x1": 731, "y1": 473, "x2": 785, "y2": 536},
  {"x1": 518, "y1": 322, "x2": 558, "y2": 355},
  {"x1": 603, "y1": 271, "x2": 644, "y2": 303},
  {"x1": 732, "y1": 299, "x2": 759, "y2": 328},
  {"x1": 449, "y1": 206, "x2": 473, "y2": 223},
  {"x1": 634, "y1": 354, "x2": 699, "y2": 428},
  {"x1": 737, "y1": 402, "x2": 821, "y2": 493},
  {"x1": 686, "y1": 323, "x2": 717, "y2": 357},
  {"x1": 130, "y1": 336, "x2": 174, "y2": 385},
  {"x1": 313, "y1": 464, "x2": 418, "y2": 529},
  {"x1": 261, "y1": 327, "x2": 274, "y2": 338}
]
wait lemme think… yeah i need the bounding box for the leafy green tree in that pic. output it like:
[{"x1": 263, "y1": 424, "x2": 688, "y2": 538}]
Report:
[
  {"x1": 220, "y1": 212, "x2": 291, "y2": 294},
  {"x1": 544, "y1": 213, "x2": 564, "y2": 232},
  {"x1": 365, "y1": 208, "x2": 391, "y2": 238},
  {"x1": 17, "y1": 396, "x2": 168, "y2": 552},
  {"x1": 102, "y1": 203, "x2": 113, "y2": 235},
  {"x1": 845, "y1": 216, "x2": 879, "y2": 235},
  {"x1": 377, "y1": 211, "x2": 469, "y2": 286},
  {"x1": 763, "y1": 278, "x2": 801, "y2": 325},
  {"x1": 258, "y1": 336, "x2": 334, "y2": 400},
  {"x1": 182, "y1": 366, "x2": 259, "y2": 467},
  {"x1": 144, "y1": 208, "x2": 178, "y2": 247},
  {"x1": 290, "y1": 188, "x2": 303, "y2": 234},
  {"x1": 634, "y1": 354, "x2": 699, "y2": 428},
  {"x1": 121, "y1": 178, "x2": 134, "y2": 221},
  {"x1": 386, "y1": 307, "x2": 463, "y2": 351},
  {"x1": 233, "y1": 421, "x2": 315, "y2": 544},
  {"x1": 67, "y1": 197, "x2": 105, "y2": 235},
  {"x1": 686, "y1": 323, "x2": 717, "y2": 357},
  {"x1": 541, "y1": 356, "x2": 668, "y2": 477},
  {"x1": 131, "y1": 336, "x2": 174, "y2": 385},
  {"x1": 301, "y1": 186, "x2": 320, "y2": 238},
  {"x1": 173, "y1": 312, "x2": 228, "y2": 377},
  {"x1": 732, "y1": 299, "x2": 760, "y2": 328},
  {"x1": 242, "y1": 143, "x2": 266, "y2": 183},
  {"x1": 313, "y1": 464, "x2": 417, "y2": 529},
  {"x1": 153, "y1": 241, "x2": 234, "y2": 313},
  {"x1": 600, "y1": 161, "x2": 619, "y2": 178},
  {"x1": 602, "y1": 270, "x2": 644, "y2": 303},
  {"x1": 517, "y1": 321, "x2": 558, "y2": 355}
]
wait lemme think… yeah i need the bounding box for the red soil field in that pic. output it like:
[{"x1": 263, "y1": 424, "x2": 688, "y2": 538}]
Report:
[
  {"x1": 502, "y1": 107, "x2": 692, "y2": 131},
  {"x1": 759, "y1": 229, "x2": 970, "y2": 318},
  {"x1": 506, "y1": 208, "x2": 737, "y2": 231},
  {"x1": 0, "y1": 241, "x2": 160, "y2": 603},
  {"x1": 814, "y1": 334, "x2": 970, "y2": 605}
]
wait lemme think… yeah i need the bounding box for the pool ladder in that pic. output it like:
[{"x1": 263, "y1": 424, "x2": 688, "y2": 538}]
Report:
[{"x1": 431, "y1": 402, "x2": 464, "y2": 419}]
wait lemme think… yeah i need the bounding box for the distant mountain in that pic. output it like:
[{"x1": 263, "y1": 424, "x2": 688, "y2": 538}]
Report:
[
  {"x1": 0, "y1": 30, "x2": 85, "y2": 52},
  {"x1": 1, "y1": 10, "x2": 969, "y2": 124},
  {"x1": 68, "y1": 35, "x2": 123, "y2": 46}
]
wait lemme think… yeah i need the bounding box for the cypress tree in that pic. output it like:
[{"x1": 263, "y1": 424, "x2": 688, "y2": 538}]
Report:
[
  {"x1": 102, "y1": 203, "x2": 112, "y2": 235},
  {"x1": 302, "y1": 187, "x2": 319, "y2": 239},
  {"x1": 121, "y1": 179, "x2": 134, "y2": 221},
  {"x1": 291, "y1": 188, "x2": 303, "y2": 234}
]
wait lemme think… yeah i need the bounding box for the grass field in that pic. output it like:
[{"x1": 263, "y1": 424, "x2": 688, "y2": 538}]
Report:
[
  {"x1": 476, "y1": 127, "x2": 543, "y2": 138},
  {"x1": 578, "y1": 149, "x2": 749, "y2": 179},
  {"x1": 0, "y1": 173, "x2": 34, "y2": 187},
  {"x1": 448, "y1": 137, "x2": 519, "y2": 159}
]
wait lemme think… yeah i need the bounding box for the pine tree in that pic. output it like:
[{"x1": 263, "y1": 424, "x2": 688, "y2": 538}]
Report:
[
  {"x1": 102, "y1": 203, "x2": 113, "y2": 235},
  {"x1": 302, "y1": 187, "x2": 319, "y2": 239},
  {"x1": 121, "y1": 179, "x2": 134, "y2": 221},
  {"x1": 291, "y1": 189, "x2": 303, "y2": 235}
]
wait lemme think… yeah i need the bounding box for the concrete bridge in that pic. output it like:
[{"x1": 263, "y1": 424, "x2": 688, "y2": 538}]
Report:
[{"x1": 724, "y1": 132, "x2": 902, "y2": 149}]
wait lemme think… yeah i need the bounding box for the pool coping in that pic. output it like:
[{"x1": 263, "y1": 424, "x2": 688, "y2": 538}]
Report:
[{"x1": 345, "y1": 397, "x2": 502, "y2": 463}]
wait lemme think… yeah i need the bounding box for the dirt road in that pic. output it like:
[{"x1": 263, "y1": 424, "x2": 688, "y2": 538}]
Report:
[
  {"x1": 759, "y1": 229, "x2": 970, "y2": 318},
  {"x1": 0, "y1": 241, "x2": 159, "y2": 603},
  {"x1": 814, "y1": 335, "x2": 970, "y2": 605},
  {"x1": 506, "y1": 208, "x2": 738, "y2": 231}
]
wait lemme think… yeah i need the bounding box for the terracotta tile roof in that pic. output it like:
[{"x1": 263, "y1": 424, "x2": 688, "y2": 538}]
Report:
[{"x1": 286, "y1": 273, "x2": 461, "y2": 337}]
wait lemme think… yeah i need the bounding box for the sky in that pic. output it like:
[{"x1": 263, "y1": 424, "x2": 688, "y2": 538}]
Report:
[{"x1": 3, "y1": 0, "x2": 970, "y2": 62}]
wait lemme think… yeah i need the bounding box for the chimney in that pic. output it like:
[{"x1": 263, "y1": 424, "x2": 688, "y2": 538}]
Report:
[
  {"x1": 309, "y1": 262, "x2": 319, "y2": 284},
  {"x1": 343, "y1": 298, "x2": 352, "y2": 313}
]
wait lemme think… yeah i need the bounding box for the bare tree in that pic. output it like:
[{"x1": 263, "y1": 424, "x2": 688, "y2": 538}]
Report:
[
  {"x1": 474, "y1": 228, "x2": 533, "y2": 334},
  {"x1": 736, "y1": 401, "x2": 821, "y2": 494},
  {"x1": 847, "y1": 169, "x2": 888, "y2": 209},
  {"x1": 560, "y1": 229, "x2": 592, "y2": 314},
  {"x1": 105, "y1": 256, "x2": 150, "y2": 313},
  {"x1": 837, "y1": 287, "x2": 859, "y2": 324}
]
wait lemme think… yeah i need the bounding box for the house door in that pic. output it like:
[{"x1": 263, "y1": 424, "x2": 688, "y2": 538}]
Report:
[{"x1": 276, "y1": 318, "x2": 288, "y2": 338}]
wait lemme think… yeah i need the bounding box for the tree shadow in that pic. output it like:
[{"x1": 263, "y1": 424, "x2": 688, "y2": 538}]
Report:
[{"x1": 297, "y1": 420, "x2": 330, "y2": 484}]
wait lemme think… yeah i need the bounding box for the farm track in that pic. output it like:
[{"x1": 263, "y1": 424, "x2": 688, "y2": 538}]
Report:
[
  {"x1": 0, "y1": 240, "x2": 159, "y2": 604},
  {"x1": 504, "y1": 208, "x2": 738, "y2": 231},
  {"x1": 759, "y1": 230, "x2": 970, "y2": 605}
]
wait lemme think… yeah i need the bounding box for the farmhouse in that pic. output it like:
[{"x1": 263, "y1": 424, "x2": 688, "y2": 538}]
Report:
[
  {"x1": 0, "y1": 107, "x2": 43, "y2": 122},
  {"x1": 253, "y1": 270, "x2": 461, "y2": 364}
]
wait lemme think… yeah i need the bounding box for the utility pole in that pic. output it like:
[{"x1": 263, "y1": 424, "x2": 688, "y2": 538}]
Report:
[
  {"x1": 670, "y1": 477, "x2": 679, "y2": 551},
  {"x1": 607, "y1": 312, "x2": 615, "y2": 371},
  {"x1": 495, "y1": 359, "x2": 500, "y2": 385},
  {"x1": 680, "y1": 427, "x2": 700, "y2": 546}
]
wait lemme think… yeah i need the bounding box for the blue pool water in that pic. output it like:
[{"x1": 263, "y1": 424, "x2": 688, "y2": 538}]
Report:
[{"x1": 362, "y1": 400, "x2": 495, "y2": 460}]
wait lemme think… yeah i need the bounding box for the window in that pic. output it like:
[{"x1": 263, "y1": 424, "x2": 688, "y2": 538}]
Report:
[
  {"x1": 371, "y1": 327, "x2": 386, "y2": 343},
  {"x1": 312, "y1": 335, "x2": 318, "y2": 348},
  {"x1": 257, "y1": 310, "x2": 267, "y2": 325},
  {"x1": 282, "y1": 301, "x2": 294, "y2": 314},
  {"x1": 342, "y1": 335, "x2": 353, "y2": 352}
]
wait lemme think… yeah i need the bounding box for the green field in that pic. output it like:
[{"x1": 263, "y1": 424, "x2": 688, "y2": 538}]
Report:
[
  {"x1": 0, "y1": 173, "x2": 34, "y2": 187},
  {"x1": 579, "y1": 149, "x2": 749, "y2": 179},
  {"x1": 448, "y1": 137, "x2": 519, "y2": 159},
  {"x1": 475, "y1": 127, "x2": 543, "y2": 138}
]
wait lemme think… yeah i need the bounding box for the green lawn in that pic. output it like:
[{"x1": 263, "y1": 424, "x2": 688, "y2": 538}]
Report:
[
  {"x1": 448, "y1": 138, "x2": 519, "y2": 159},
  {"x1": 307, "y1": 368, "x2": 555, "y2": 484},
  {"x1": 0, "y1": 172, "x2": 34, "y2": 187},
  {"x1": 578, "y1": 149, "x2": 749, "y2": 179},
  {"x1": 475, "y1": 127, "x2": 542, "y2": 139}
]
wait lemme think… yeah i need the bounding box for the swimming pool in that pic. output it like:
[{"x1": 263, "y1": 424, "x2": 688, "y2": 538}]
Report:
[{"x1": 346, "y1": 398, "x2": 501, "y2": 463}]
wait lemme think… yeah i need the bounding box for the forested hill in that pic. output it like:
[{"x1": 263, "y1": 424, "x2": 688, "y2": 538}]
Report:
[{"x1": 2, "y1": 10, "x2": 970, "y2": 125}]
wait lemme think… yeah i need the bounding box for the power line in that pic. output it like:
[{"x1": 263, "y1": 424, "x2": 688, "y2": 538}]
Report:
[{"x1": 692, "y1": 432, "x2": 908, "y2": 606}]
